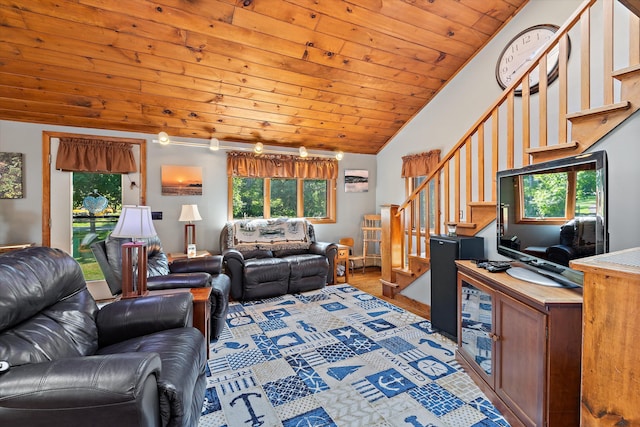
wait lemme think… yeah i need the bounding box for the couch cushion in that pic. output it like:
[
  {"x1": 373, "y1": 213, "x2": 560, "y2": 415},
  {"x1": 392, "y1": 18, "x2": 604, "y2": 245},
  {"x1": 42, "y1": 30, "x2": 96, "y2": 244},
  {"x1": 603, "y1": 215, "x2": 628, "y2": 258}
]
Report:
[
  {"x1": 242, "y1": 257, "x2": 290, "y2": 300},
  {"x1": 225, "y1": 218, "x2": 311, "y2": 253},
  {"x1": 283, "y1": 254, "x2": 329, "y2": 294}
]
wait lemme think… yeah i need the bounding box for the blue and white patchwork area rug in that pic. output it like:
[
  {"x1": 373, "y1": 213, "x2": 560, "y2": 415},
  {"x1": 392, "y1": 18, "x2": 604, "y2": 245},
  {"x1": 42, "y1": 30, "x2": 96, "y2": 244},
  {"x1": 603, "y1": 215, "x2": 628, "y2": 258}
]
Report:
[{"x1": 199, "y1": 285, "x2": 509, "y2": 427}]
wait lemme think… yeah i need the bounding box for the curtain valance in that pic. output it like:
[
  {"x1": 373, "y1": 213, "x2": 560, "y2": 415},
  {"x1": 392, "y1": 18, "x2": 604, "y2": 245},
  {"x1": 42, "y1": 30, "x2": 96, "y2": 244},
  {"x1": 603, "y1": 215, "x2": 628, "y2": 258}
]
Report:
[
  {"x1": 55, "y1": 137, "x2": 137, "y2": 173},
  {"x1": 227, "y1": 151, "x2": 338, "y2": 180},
  {"x1": 401, "y1": 149, "x2": 441, "y2": 178}
]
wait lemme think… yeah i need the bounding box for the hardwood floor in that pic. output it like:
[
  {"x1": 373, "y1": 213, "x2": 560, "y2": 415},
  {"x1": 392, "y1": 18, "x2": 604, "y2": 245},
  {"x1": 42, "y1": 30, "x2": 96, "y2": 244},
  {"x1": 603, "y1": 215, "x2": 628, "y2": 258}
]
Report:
[{"x1": 336, "y1": 267, "x2": 431, "y2": 320}]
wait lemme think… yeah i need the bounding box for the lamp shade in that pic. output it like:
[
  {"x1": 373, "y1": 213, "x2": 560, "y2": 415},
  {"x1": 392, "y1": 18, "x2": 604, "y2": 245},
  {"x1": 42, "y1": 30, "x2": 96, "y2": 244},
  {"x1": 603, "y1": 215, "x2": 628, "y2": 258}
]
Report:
[
  {"x1": 111, "y1": 205, "x2": 157, "y2": 239},
  {"x1": 179, "y1": 204, "x2": 202, "y2": 222}
]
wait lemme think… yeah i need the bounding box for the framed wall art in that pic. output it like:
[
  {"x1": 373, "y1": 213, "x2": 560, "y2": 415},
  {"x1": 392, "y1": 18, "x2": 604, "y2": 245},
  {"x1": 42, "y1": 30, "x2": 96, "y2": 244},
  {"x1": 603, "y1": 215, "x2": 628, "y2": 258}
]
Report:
[
  {"x1": 344, "y1": 169, "x2": 368, "y2": 193},
  {"x1": 0, "y1": 152, "x2": 24, "y2": 199},
  {"x1": 161, "y1": 165, "x2": 203, "y2": 196}
]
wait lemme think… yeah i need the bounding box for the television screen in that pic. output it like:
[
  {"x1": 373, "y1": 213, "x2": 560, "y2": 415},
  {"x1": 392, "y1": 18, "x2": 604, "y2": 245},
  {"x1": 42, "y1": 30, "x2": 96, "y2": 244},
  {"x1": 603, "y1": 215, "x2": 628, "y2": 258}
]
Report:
[{"x1": 497, "y1": 151, "x2": 607, "y2": 287}]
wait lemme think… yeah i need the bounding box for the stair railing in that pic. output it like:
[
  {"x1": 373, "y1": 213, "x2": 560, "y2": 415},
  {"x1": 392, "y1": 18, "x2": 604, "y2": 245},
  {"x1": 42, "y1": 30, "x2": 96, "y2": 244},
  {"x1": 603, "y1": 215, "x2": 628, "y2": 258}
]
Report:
[{"x1": 385, "y1": 0, "x2": 639, "y2": 278}]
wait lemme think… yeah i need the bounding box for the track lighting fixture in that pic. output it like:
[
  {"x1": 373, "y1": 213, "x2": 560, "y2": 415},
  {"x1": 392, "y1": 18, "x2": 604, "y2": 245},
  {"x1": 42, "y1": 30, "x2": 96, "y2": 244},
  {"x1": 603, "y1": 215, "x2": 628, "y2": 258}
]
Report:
[
  {"x1": 152, "y1": 133, "x2": 343, "y2": 160},
  {"x1": 158, "y1": 131, "x2": 170, "y2": 145}
]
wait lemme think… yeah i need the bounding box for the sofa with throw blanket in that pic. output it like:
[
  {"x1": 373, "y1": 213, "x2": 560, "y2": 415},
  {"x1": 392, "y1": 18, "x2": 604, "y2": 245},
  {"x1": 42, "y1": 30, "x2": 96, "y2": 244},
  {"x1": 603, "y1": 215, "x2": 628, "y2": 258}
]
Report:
[{"x1": 220, "y1": 218, "x2": 337, "y2": 301}]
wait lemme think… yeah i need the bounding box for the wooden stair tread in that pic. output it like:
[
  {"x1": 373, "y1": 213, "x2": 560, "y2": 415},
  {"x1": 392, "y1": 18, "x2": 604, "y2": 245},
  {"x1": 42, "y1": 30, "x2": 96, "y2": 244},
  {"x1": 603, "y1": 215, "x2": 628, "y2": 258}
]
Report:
[
  {"x1": 566, "y1": 101, "x2": 631, "y2": 120},
  {"x1": 526, "y1": 141, "x2": 578, "y2": 154},
  {"x1": 380, "y1": 279, "x2": 399, "y2": 288},
  {"x1": 612, "y1": 63, "x2": 640, "y2": 79},
  {"x1": 392, "y1": 267, "x2": 414, "y2": 277},
  {"x1": 452, "y1": 222, "x2": 477, "y2": 229},
  {"x1": 468, "y1": 201, "x2": 496, "y2": 207}
]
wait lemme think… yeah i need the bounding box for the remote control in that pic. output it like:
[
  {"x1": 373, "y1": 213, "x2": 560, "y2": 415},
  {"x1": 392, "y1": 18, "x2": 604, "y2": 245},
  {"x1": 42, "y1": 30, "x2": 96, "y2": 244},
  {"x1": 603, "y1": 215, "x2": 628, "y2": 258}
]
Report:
[{"x1": 486, "y1": 264, "x2": 511, "y2": 272}]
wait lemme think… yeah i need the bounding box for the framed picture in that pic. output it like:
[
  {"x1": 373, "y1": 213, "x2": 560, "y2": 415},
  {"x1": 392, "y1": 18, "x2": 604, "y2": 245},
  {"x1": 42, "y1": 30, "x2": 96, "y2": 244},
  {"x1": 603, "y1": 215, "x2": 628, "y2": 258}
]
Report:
[
  {"x1": 161, "y1": 165, "x2": 203, "y2": 196},
  {"x1": 0, "y1": 152, "x2": 24, "y2": 199},
  {"x1": 345, "y1": 169, "x2": 368, "y2": 193}
]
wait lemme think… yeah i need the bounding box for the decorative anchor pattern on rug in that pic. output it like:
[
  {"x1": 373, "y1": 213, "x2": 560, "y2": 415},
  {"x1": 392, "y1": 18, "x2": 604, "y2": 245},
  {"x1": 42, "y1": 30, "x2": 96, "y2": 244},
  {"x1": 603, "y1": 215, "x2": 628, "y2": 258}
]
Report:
[{"x1": 200, "y1": 285, "x2": 510, "y2": 427}]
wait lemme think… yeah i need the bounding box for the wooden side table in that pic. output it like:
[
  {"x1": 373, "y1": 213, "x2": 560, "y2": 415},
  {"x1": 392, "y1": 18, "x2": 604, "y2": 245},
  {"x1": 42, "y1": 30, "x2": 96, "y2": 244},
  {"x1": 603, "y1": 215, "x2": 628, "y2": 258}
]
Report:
[
  {"x1": 189, "y1": 287, "x2": 212, "y2": 356},
  {"x1": 167, "y1": 250, "x2": 211, "y2": 264},
  {"x1": 336, "y1": 244, "x2": 350, "y2": 283}
]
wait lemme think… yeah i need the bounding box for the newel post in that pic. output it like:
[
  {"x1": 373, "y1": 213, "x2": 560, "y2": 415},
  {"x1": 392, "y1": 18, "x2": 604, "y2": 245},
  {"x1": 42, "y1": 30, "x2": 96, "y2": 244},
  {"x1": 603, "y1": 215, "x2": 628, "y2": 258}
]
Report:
[{"x1": 380, "y1": 204, "x2": 402, "y2": 284}]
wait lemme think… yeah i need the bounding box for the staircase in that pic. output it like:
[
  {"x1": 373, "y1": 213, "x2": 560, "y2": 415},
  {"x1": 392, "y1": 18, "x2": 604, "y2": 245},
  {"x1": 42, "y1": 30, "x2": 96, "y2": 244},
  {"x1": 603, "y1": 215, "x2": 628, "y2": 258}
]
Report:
[{"x1": 381, "y1": 0, "x2": 640, "y2": 297}]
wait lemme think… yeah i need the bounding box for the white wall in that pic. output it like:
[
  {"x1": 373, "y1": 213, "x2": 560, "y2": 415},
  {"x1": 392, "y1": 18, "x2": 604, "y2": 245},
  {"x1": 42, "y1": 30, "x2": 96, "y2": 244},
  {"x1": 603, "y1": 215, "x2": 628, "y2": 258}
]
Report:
[
  {"x1": 0, "y1": 120, "x2": 377, "y2": 254},
  {"x1": 378, "y1": 0, "x2": 640, "y2": 304}
]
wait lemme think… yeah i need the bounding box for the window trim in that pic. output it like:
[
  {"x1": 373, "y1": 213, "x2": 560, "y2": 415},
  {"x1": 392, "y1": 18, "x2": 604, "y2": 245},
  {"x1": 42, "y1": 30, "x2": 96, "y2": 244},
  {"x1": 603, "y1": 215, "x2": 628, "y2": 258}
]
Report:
[
  {"x1": 227, "y1": 176, "x2": 336, "y2": 224},
  {"x1": 515, "y1": 171, "x2": 577, "y2": 225}
]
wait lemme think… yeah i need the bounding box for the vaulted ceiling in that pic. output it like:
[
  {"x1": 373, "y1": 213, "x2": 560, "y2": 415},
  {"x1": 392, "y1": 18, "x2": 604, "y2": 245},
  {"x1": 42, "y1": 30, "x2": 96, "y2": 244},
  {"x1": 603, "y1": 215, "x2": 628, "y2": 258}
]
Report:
[{"x1": 0, "y1": 0, "x2": 528, "y2": 155}]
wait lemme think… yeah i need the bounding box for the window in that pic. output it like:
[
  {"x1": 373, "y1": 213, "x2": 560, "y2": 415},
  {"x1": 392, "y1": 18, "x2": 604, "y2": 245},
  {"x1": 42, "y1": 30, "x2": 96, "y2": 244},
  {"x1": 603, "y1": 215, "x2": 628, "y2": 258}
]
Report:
[
  {"x1": 230, "y1": 177, "x2": 335, "y2": 222},
  {"x1": 516, "y1": 169, "x2": 597, "y2": 223},
  {"x1": 409, "y1": 176, "x2": 437, "y2": 234},
  {"x1": 227, "y1": 152, "x2": 337, "y2": 223}
]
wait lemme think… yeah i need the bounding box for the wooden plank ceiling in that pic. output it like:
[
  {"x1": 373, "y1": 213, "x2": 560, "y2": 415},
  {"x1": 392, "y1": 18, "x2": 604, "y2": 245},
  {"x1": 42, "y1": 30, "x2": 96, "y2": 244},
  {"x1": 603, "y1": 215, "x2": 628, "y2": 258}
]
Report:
[{"x1": 0, "y1": 0, "x2": 527, "y2": 155}]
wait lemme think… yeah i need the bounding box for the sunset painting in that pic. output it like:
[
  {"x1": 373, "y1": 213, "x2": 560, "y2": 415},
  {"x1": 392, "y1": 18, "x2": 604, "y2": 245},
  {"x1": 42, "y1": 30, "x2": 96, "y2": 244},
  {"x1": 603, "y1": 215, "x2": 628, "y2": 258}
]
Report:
[{"x1": 161, "y1": 165, "x2": 203, "y2": 196}]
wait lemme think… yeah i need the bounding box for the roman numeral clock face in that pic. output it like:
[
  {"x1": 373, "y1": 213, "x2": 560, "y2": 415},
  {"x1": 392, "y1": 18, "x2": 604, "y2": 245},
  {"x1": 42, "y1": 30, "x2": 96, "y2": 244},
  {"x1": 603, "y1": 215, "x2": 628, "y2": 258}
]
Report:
[{"x1": 496, "y1": 24, "x2": 565, "y2": 95}]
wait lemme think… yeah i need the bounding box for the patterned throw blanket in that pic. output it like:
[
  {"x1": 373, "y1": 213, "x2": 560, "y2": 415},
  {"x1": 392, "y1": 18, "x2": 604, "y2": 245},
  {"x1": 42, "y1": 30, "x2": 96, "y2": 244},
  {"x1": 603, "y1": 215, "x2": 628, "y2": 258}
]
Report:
[{"x1": 226, "y1": 218, "x2": 311, "y2": 252}]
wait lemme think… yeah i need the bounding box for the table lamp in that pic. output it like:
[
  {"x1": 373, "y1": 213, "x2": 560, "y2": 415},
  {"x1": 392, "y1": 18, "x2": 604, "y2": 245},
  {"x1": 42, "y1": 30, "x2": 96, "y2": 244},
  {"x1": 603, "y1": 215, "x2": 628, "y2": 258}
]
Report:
[
  {"x1": 179, "y1": 204, "x2": 202, "y2": 257},
  {"x1": 111, "y1": 205, "x2": 157, "y2": 298}
]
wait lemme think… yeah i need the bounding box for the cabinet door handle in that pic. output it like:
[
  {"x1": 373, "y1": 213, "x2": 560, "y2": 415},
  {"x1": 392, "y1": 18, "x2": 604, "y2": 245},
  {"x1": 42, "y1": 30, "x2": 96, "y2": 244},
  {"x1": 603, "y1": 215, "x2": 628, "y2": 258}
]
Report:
[{"x1": 489, "y1": 333, "x2": 500, "y2": 342}]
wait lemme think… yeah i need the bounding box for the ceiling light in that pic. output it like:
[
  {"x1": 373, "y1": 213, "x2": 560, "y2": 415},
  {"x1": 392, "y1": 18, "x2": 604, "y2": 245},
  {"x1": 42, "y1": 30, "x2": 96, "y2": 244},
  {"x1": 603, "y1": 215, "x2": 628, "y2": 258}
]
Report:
[
  {"x1": 209, "y1": 137, "x2": 220, "y2": 151},
  {"x1": 299, "y1": 146, "x2": 308, "y2": 158},
  {"x1": 158, "y1": 131, "x2": 170, "y2": 145},
  {"x1": 254, "y1": 142, "x2": 264, "y2": 154},
  {"x1": 335, "y1": 151, "x2": 344, "y2": 161}
]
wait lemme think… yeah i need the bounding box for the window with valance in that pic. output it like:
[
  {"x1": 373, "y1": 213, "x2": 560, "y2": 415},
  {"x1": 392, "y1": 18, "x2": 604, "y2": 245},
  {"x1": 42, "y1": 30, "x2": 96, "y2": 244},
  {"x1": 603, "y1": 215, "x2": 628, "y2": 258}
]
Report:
[
  {"x1": 401, "y1": 149, "x2": 440, "y2": 178},
  {"x1": 402, "y1": 149, "x2": 441, "y2": 232},
  {"x1": 227, "y1": 151, "x2": 337, "y2": 222}
]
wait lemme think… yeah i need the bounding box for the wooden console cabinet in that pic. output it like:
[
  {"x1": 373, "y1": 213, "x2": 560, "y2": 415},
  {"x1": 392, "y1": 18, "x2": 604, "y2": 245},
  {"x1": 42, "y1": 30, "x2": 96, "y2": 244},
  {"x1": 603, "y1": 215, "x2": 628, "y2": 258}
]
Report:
[
  {"x1": 571, "y1": 247, "x2": 640, "y2": 427},
  {"x1": 456, "y1": 261, "x2": 583, "y2": 427}
]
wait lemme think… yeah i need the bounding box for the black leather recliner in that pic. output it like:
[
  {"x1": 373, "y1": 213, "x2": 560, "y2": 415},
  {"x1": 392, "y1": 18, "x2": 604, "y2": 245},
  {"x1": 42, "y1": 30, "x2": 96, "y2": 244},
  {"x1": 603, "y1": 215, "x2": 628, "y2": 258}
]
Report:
[
  {"x1": 0, "y1": 247, "x2": 206, "y2": 427},
  {"x1": 91, "y1": 235, "x2": 230, "y2": 339}
]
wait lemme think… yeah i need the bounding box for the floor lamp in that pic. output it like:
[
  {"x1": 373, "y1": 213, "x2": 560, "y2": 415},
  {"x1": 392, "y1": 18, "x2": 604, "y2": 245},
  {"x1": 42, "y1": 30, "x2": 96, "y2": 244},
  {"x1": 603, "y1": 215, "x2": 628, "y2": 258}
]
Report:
[
  {"x1": 111, "y1": 205, "x2": 157, "y2": 299},
  {"x1": 179, "y1": 204, "x2": 202, "y2": 256}
]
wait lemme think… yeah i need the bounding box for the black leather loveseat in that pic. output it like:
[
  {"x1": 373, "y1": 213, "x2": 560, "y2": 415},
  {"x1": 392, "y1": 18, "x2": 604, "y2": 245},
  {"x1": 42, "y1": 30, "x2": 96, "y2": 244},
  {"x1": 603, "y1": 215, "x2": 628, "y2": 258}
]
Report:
[
  {"x1": 0, "y1": 247, "x2": 206, "y2": 427},
  {"x1": 220, "y1": 218, "x2": 337, "y2": 301}
]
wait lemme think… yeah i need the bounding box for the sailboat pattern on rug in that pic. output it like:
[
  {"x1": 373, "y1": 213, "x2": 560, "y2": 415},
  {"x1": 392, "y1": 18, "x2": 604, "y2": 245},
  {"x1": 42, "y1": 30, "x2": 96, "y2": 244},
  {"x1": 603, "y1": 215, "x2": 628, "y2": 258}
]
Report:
[{"x1": 199, "y1": 285, "x2": 509, "y2": 427}]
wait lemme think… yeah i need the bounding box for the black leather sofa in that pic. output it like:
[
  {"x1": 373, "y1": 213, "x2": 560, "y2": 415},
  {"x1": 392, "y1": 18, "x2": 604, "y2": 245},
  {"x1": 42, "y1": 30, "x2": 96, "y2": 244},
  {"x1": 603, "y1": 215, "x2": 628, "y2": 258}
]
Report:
[
  {"x1": 220, "y1": 218, "x2": 337, "y2": 301},
  {"x1": 0, "y1": 246, "x2": 206, "y2": 427},
  {"x1": 91, "y1": 235, "x2": 230, "y2": 339}
]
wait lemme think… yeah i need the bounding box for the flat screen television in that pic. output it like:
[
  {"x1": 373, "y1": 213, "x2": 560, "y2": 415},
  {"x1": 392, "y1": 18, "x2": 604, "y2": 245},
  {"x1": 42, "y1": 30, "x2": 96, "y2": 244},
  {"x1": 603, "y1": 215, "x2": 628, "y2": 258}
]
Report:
[{"x1": 496, "y1": 151, "x2": 607, "y2": 287}]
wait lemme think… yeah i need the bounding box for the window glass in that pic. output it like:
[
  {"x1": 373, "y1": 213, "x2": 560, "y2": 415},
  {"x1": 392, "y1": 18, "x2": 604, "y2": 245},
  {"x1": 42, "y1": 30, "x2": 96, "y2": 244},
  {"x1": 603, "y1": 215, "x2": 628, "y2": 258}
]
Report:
[
  {"x1": 270, "y1": 178, "x2": 297, "y2": 218},
  {"x1": 522, "y1": 172, "x2": 568, "y2": 218},
  {"x1": 303, "y1": 180, "x2": 328, "y2": 218},
  {"x1": 232, "y1": 177, "x2": 264, "y2": 219},
  {"x1": 575, "y1": 170, "x2": 597, "y2": 216}
]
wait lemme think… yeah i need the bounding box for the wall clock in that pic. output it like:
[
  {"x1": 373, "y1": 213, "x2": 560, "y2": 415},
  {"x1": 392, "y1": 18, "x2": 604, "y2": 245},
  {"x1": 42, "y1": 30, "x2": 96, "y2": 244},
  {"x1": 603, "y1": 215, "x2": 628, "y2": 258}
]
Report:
[{"x1": 496, "y1": 24, "x2": 568, "y2": 95}]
